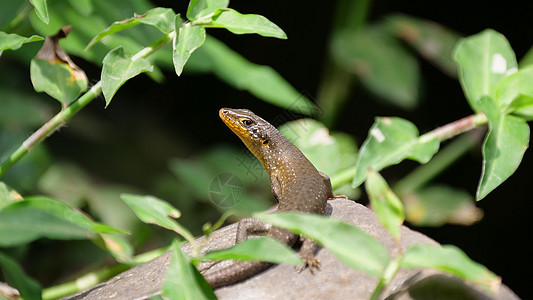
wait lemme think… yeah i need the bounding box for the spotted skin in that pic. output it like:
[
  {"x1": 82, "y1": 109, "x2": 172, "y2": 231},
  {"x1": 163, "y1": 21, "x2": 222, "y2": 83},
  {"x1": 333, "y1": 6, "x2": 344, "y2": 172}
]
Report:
[{"x1": 203, "y1": 108, "x2": 334, "y2": 288}]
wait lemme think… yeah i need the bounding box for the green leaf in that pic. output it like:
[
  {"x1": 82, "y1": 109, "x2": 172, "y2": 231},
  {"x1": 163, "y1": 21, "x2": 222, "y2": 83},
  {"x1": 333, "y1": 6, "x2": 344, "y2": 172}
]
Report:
[
  {"x1": 495, "y1": 65, "x2": 533, "y2": 119},
  {"x1": 30, "y1": 58, "x2": 88, "y2": 107},
  {"x1": 0, "y1": 203, "x2": 89, "y2": 247},
  {"x1": 211, "y1": 9, "x2": 287, "y2": 39},
  {"x1": 401, "y1": 244, "x2": 501, "y2": 293},
  {"x1": 404, "y1": 185, "x2": 482, "y2": 226},
  {"x1": 203, "y1": 236, "x2": 303, "y2": 266},
  {"x1": 187, "y1": 0, "x2": 229, "y2": 21},
  {"x1": 121, "y1": 194, "x2": 195, "y2": 242},
  {"x1": 0, "y1": 252, "x2": 42, "y2": 300},
  {"x1": 173, "y1": 17, "x2": 206, "y2": 76},
  {"x1": 477, "y1": 96, "x2": 529, "y2": 200},
  {"x1": 384, "y1": 14, "x2": 460, "y2": 77},
  {"x1": 101, "y1": 47, "x2": 153, "y2": 105},
  {"x1": 454, "y1": 29, "x2": 517, "y2": 112},
  {"x1": 197, "y1": 36, "x2": 318, "y2": 115},
  {"x1": 99, "y1": 234, "x2": 134, "y2": 264},
  {"x1": 0, "y1": 181, "x2": 22, "y2": 210},
  {"x1": 365, "y1": 170, "x2": 404, "y2": 240},
  {"x1": 278, "y1": 119, "x2": 358, "y2": 176},
  {"x1": 0, "y1": 32, "x2": 43, "y2": 56},
  {"x1": 162, "y1": 240, "x2": 216, "y2": 300},
  {"x1": 30, "y1": 0, "x2": 49, "y2": 24},
  {"x1": 332, "y1": 28, "x2": 420, "y2": 109},
  {"x1": 86, "y1": 7, "x2": 176, "y2": 50},
  {"x1": 256, "y1": 212, "x2": 390, "y2": 277},
  {"x1": 352, "y1": 117, "x2": 440, "y2": 188}
]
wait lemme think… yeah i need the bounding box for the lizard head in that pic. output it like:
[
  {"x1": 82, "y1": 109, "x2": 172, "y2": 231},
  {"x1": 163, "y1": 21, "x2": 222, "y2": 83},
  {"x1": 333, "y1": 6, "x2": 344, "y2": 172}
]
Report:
[{"x1": 219, "y1": 108, "x2": 277, "y2": 165}]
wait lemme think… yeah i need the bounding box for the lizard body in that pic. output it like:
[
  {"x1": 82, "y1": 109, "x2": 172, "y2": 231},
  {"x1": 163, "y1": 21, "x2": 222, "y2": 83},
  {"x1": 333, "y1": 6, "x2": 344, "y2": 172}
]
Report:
[{"x1": 203, "y1": 108, "x2": 334, "y2": 288}]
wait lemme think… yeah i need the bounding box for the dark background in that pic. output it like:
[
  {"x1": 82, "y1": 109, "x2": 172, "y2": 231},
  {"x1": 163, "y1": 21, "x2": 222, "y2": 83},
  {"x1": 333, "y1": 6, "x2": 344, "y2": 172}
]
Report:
[{"x1": 17, "y1": 0, "x2": 533, "y2": 298}]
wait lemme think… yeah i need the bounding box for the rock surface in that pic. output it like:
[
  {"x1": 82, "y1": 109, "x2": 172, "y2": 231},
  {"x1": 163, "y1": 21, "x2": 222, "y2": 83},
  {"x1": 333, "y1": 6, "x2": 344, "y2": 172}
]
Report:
[{"x1": 64, "y1": 199, "x2": 519, "y2": 300}]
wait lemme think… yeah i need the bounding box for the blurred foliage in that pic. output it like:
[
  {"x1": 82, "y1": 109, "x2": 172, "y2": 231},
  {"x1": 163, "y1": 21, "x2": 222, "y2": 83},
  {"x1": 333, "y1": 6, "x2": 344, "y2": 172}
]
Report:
[{"x1": 0, "y1": 0, "x2": 532, "y2": 298}]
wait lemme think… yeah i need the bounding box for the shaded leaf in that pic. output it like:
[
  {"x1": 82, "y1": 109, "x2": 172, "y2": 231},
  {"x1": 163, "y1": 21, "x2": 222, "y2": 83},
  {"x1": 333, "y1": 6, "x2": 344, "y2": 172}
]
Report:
[
  {"x1": 173, "y1": 17, "x2": 206, "y2": 76},
  {"x1": 203, "y1": 236, "x2": 303, "y2": 266},
  {"x1": 86, "y1": 7, "x2": 176, "y2": 50},
  {"x1": 352, "y1": 117, "x2": 439, "y2": 188},
  {"x1": 211, "y1": 9, "x2": 287, "y2": 39},
  {"x1": 101, "y1": 47, "x2": 153, "y2": 105},
  {"x1": 121, "y1": 194, "x2": 195, "y2": 242},
  {"x1": 187, "y1": 0, "x2": 229, "y2": 21},
  {"x1": 30, "y1": 0, "x2": 49, "y2": 24},
  {"x1": 198, "y1": 36, "x2": 317, "y2": 115},
  {"x1": 99, "y1": 234, "x2": 134, "y2": 264},
  {"x1": 477, "y1": 96, "x2": 529, "y2": 200},
  {"x1": 401, "y1": 244, "x2": 501, "y2": 293},
  {"x1": 0, "y1": 252, "x2": 42, "y2": 300},
  {"x1": 30, "y1": 26, "x2": 88, "y2": 107},
  {"x1": 0, "y1": 32, "x2": 43, "y2": 57},
  {"x1": 162, "y1": 240, "x2": 216, "y2": 300},
  {"x1": 404, "y1": 185, "x2": 483, "y2": 226},
  {"x1": 454, "y1": 29, "x2": 517, "y2": 112},
  {"x1": 256, "y1": 212, "x2": 390, "y2": 277},
  {"x1": 384, "y1": 14, "x2": 460, "y2": 77},
  {"x1": 0, "y1": 181, "x2": 23, "y2": 210},
  {"x1": 365, "y1": 170, "x2": 404, "y2": 240},
  {"x1": 332, "y1": 28, "x2": 420, "y2": 109}
]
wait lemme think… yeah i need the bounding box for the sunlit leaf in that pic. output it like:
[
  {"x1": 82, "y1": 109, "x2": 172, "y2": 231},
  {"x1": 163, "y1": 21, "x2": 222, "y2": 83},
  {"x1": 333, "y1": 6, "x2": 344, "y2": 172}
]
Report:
[
  {"x1": 162, "y1": 240, "x2": 216, "y2": 300},
  {"x1": 385, "y1": 14, "x2": 460, "y2": 77},
  {"x1": 99, "y1": 234, "x2": 134, "y2": 264},
  {"x1": 401, "y1": 244, "x2": 501, "y2": 293},
  {"x1": 365, "y1": 170, "x2": 404, "y2": 240},
  {"x1": 187, "y1": 0, "x2": 229, "y2": 21},
  {"x1": 85, "y1": 7, "x2": 176, "y2": 50},
  {"x1": 256, "y1": 212, "x2": 390, "y2": 277},
  {"x1": 352, "y1": 117, "x2": 439, "y2": 188},
  {"x1": 404, "y1": 185, "x2": 483, "y2": 226},
  {"x1": 454, "y1": 29, "x2": 517, "y2": 112},
  {"x1": 121, "y1": 194, "x2": 195, "y2": 242},
  {"x1": 101, "y1": 46, "x2": 153, "y2": 105},
  {"x1": 0, "y1": 252, "x2": 42, "y2": 300},
  {"x1": 0, "y1": 181, "x2": 23, "y2": 210},
  {"x1": 477, "y1": 96, "x2": 529, "y2": 200},
  {"x1": 211, "y1": 9, "x2": 287, "y2": 39},
  {"x1": 0, "y1": 32, "x2": 43, "y2": 57},
  {"x1": 30, "y1": 26, "x2": 88, "y2": 107},
  {"x1": 30, "y1": 0, "x2": 49, "y2": 24},
  {"x1": 204, "y1": 236, "x2": 303, "y2": 266},
  {"x1": 495, "y1": 65, "x2": 533, "y2": 119},
  {"x1": 332, "y1": 27, "x2": 420, "y2": 109},
  {"x1": 173, "y1": 16, "x2": 206, "y2": 76},
  {"x1": 198, "y1": 36, "x2": 317, "y2": 115}
]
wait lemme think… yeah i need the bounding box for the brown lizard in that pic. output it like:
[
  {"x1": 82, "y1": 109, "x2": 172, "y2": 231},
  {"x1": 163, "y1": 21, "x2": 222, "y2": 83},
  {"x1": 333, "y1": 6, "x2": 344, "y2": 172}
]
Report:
[{"x1": 203, "y1": 108, "x2": 335, "y2": 288}]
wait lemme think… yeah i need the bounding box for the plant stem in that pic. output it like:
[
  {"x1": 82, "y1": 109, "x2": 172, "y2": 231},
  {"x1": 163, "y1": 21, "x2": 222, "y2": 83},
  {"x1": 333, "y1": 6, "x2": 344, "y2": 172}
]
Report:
[
  {"x1": 0, "y1": 32, "x2": 174, "y2": 177},
  {"x1": 1, "y1": 2, "x2": 32, "y2": 32}
]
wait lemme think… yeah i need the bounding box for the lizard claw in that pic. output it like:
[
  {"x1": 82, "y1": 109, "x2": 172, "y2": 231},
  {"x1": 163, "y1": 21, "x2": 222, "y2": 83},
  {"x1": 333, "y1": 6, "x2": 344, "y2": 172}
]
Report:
[{"x1": 294, "y1": 258, "x2": 320, "y2": 274}]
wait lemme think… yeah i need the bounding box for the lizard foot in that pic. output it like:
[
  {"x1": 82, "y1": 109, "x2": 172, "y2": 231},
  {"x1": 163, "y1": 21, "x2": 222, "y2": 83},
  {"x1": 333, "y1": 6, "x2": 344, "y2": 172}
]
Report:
[{"x1": 294, "y1": 258, "x2": 321, "y2": 274}]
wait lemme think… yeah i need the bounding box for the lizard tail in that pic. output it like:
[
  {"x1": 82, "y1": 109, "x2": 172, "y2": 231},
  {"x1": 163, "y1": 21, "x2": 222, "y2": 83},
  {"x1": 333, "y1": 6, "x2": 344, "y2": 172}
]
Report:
[{"x1": 203, "y1": 261, "x2": 272, "y2": 288}]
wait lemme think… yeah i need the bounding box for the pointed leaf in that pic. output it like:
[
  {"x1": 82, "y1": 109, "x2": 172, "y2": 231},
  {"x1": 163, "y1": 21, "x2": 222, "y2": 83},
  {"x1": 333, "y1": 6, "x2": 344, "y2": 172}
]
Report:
[
  {"x1": 365, "y1": 170, "x2": 404, "y2": 240},
  {"x1": 101, "y1": 47, "x2": 153, "y2": 105},
  {"x1": 30, "y1": 0, "x2": 49, "y2": 24},
  {"x1": 454, "y1": 29, "x2": 517, "y2": 112},
  {"x1": 332, "y1": 28, "x2": 420, "y2": 109},
  {"x1": 495, "y1": 65, "x2": 533, "y2": 119},
  {"x1": 256, "y1": 212, "x2": 390, "y2": 277},
  {"x1": 401, "y1": 244, "x2": 501, "y2": 293},
  {"x1": 211, "y1": 9, "x2": 287, "y2": 39},
  {"x1": 0, "y1": 181, "x2": 23, "y2": 210},
  {"x1": 204, "y1": 236, "x2": 303, "y2": 265},
  {"x1": 173, "y1": 18, "x2": 206, "y2": 76},
  {"x1": 0, "y1": 252, "x2": 42, "y2": 300},
  {"x1": 121, "y1": 194, "x2": 195, "y2": 242},
  {"x1": 0, "y1": 32, "x2": 43, "y2": 57},
  {"x1": 162, "y1": 240, "x2": 216, "y2": 300},
  {"x1": 352, "y1": 117, "x2": 439, "y2": 188},
  {"x1": 477, "y1": 96, "x2": 529, "y2": 200}
]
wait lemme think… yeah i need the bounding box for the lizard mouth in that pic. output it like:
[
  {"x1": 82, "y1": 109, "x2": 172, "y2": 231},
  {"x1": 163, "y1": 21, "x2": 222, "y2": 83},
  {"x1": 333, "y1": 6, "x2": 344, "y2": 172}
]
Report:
[{"x1": 219, "y1": 108, "x2": 249, "y2": 136}]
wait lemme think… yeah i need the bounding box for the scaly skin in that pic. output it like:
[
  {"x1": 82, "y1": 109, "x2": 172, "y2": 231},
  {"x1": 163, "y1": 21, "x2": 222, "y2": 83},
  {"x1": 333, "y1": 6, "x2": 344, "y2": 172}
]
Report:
[{"x1": 203, "y1": 108, "x2": 334, "y2": 288}]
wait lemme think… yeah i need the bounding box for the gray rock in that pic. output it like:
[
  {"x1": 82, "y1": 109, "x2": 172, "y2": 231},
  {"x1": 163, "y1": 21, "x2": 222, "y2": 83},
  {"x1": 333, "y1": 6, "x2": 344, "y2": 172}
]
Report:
[{"x1": 63, "y1": 199, "x2": 519, "y2": 300}]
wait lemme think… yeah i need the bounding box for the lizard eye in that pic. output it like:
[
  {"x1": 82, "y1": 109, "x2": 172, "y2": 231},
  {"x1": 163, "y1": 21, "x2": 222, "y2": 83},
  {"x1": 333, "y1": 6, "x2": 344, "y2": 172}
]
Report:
[
  {"x1": 262, "y1": 139, "x2": 269, "y2": 145},
  {"x1": 240, "y1": 118, "x2": 253, "y2": 126}
]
